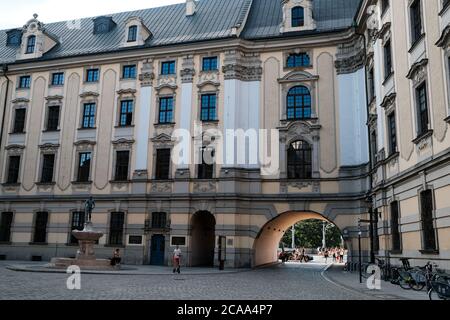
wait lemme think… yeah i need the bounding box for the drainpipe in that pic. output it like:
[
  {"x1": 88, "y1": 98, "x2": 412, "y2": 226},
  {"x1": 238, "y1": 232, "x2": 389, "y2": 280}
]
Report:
[
  {"x1": 353, "y1": 25, "x2": 376, "y2": 264},
  {"x1": 0, "y1": 64, "x2": 10, "y2": 154}
]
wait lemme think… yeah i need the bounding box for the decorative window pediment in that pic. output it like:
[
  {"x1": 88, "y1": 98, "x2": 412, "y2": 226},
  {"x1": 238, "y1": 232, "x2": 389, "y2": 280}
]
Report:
[
  {"x1": 16, "y1": 14, "x2": 58, "y2": 61},
  {"x1": 280, "y1": 0, "x2": 316, "y2": 33},
  {"x1": 122, "y1": 17, "x2": 152, "y2": 48}
]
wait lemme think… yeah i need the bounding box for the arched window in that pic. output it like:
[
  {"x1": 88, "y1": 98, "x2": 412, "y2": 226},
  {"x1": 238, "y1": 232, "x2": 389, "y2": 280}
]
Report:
[
  {"x1": 287, "y1": 140, "x2": 312, "y2": 179},
  {"x1": 287, "y1": 86, "x2": 312, "y2": 120},
  {"x1": 287, "y1": 53, "x2": 310, "y2": 68},
  {"x1": 292, "y1": 6, "x2": 305, "y2": 27},
  {"x1": 26, "y1": 35, "x2": 36, "y2": 54}
]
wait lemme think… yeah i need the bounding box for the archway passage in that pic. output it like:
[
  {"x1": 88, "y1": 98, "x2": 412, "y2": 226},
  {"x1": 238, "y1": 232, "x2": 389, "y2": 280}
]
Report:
[
  {"x1": 191, "y1": 211, "x2": 216, "y2": 267},
  {"x1": 253, "y1": 211, "x2": 342, "y2": 267}
]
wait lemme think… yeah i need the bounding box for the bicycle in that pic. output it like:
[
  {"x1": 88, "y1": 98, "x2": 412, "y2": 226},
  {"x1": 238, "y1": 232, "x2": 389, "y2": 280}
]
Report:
[{"x1": 428, "y1": 273, "x2": 450, "y2": 300}]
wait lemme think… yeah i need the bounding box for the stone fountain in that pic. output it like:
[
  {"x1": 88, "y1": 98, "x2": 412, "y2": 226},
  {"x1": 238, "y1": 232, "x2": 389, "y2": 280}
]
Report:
[{"x1": 50, "y1": 197, "x2": 114, "y2": 270}]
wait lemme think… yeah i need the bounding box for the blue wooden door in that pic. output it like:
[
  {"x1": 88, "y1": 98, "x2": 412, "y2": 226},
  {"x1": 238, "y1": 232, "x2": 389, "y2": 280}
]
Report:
[{"x1": 150, "y1": 235, "x2": 165, "y2": 265}]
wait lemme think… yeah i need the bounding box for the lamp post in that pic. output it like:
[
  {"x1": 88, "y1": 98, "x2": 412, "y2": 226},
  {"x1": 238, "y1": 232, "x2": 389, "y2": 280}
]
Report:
[
  {"x1": 358, "y1": 219, "x2": 362, "y2": 284},
  {"x1": 291, "y1": 224, "x2": 295, "y2": 249},
  {"x1": 322, "y1": 221, "x2": 326, "y2": 249}
]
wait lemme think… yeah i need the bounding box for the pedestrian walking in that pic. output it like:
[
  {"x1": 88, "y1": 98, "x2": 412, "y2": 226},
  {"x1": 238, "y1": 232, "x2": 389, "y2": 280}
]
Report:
[{"x1": 173, "y1": 245, "x2": 182, "y2": 274}]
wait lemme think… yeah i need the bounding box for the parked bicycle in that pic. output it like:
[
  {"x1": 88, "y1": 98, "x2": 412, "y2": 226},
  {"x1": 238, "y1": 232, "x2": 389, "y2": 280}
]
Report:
[{"x1": 428, "y1": 271, "x2": 450, "y2": 300}]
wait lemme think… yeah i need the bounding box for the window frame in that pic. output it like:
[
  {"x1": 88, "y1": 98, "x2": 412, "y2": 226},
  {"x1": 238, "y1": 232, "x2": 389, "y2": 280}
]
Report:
[
  {"x1": 291, "y1": 6, "x2": 305, "y2": 28},
  {"x1": 419, "y1": 190, "x2": 438, "y2": 252},
  {"x1": 410, "y1": 0, "x2": 424, "y2": 46},
  {"x1": 69, "y1": 211, "x2": 85, "y2": 244},
  {"x1": 161, "y1": 61, "x2": 176, "y2": 75},
  {"x1": 32, "y1": 211, "x2": 49, "y2": 244},
  {"x1": 122, "y1": 64, "x2": 137, "y2": 79},
  {"x1": 286, "y1": 53, "x2": 311, "y2": 68},
  {"x1": 0, "y1": 212, "x2": 14, "y2": 243},
  {"x1": 151, "y1": 212, "x2": 167, "y2": 229},
  {"x1": 46, "y1": 105, "x2": 60, "y2": 132},
  {"x1": 51, "y1": 72, "x2": 65, "y2": 86},
  {"x1": 202, "y1": 56, "x2": 218, "y2": 72},
  {"x1": 25, "y1": 35, "x2": 36, "y2": 54},
  {"x1": 85, "y1": 68, "x2": 100, "y2": 83},
  {"x1": 12, "y1": 107, "x2": 26, "y2": 134},
  {"x1": 6, "y1": 155, "x2": 21, "y2": 184},
  {"x1": 127, "y1": 25, "x2": 138, "y2": 42},
  {"x1": 76, "y1": 152, "x2": 92, "y2": 183},
  {"x1": 286, "y1": 86, "x2": 312, "y2": 121},
  {"x1": 415, "y1": 82, "x2": 429, "y2": 137},
  {"x1": 387, "y1": 111, "x2": 398, "y2": 156},
  {"x1": 155, "y1": 148, "x2": 171, "y2": 180},
  {"x1": 118, "y1": 100, "x2": 134, "y2": 127},
  {"x1": 40, "y1": 153, "x2": 56, "y2": 183},
  {"x1": 109, "y1": 212, "x2": 125, "y2": 246},
  {"x1": 114, "y1": 150, "x2": 130, "y2": 182},
  {"x1": 383, "y1": 39, "x2": 393, "y2": 81},
  {"x1": 158, "y1": 96, "x2": 174, "y2": 124},
  {"x1": 390, "y1": 201, "x2": 402, "y2": 252},
  {"x1": 81, "y1": 102, "x2": 97, "y2": 129},
  {"x1": 287, "y1": 140, "x2": 312, "y2": 180},
  {"x1": 18, "y1": 76, "x2": 31, "y2": 89},
  {"x1": 200, "y1": 93, "x2": 217, "y2": 122}
]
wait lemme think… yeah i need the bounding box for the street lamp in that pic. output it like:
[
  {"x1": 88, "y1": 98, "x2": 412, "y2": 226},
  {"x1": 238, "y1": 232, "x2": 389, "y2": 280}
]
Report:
[{"x1": 291, "y1": 224, "x2": 295, "y2": 249}]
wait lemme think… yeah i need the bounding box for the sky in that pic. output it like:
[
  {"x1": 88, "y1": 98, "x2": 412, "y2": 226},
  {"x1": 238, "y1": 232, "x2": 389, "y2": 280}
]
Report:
[{"x1": 0, "y1": 0, "x2": 185, "y2": 30}]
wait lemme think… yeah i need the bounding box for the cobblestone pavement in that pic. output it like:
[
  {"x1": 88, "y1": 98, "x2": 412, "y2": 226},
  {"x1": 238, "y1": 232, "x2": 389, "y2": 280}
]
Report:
[{"x1": 0, "y1": 261, "x2": 379, "y2": 300}]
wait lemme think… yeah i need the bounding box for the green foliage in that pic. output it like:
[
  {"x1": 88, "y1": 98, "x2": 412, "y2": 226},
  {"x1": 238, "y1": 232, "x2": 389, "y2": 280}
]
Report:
[{"x1": 281, "y1": 219, "x2": 342, "y2": 248}]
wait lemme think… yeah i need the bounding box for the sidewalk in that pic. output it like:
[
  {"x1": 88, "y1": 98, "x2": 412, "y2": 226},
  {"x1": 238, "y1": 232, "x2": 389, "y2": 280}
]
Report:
[
  {"x1": 323, "y1": 264, "x2": 429, "y2": 300},
  {"x1": 1, "y1": 260, "x2": 251, "y2": 276}
]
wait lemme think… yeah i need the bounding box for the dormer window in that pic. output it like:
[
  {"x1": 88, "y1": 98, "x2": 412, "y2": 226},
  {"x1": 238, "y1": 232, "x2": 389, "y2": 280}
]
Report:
[
  {"x1": 280, "y1": 0, "x2": 316, "y2": 33},
  {"x1": 121, "y1": 17, "x2": 152, "y2": 48},
  {"x1": 6, "y1": 30, "x2": 22, "y2": 47},
  {"x1": 292, "y1": 7, "x2": 305, "y2": 27},
  {"x1": 287, "y1": 53, "x2": 310, "y2": 68},
  {"x1": 93, "y1": 16, "x2": 116, "y2": 35},
  {"x1": 128, "y1": 26, "x2": 137, "y2": 42},
  {"x1": 26, "y1": 35, "x2": 36, "y2": 54}
]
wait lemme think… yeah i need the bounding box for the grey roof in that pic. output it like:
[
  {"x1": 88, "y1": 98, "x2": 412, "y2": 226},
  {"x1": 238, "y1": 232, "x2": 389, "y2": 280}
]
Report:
[{"x1": 0, "y1": 0, "x2": 362, "y2": 65}]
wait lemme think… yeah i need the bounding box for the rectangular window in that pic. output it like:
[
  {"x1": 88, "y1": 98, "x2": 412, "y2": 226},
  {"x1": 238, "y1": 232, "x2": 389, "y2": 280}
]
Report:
[
  {"x1": 151, "y1": 212, "x2": 167, "y2": 229},
  {"x1": 420, "y1": 190, "x2": 437, "y2": 251},
  {"x1": 26, "y1": 36, "x2": 35, "y2": 54},
  {"x1": 70, "y1": 211, "x2": 85, "y2": 244},
  {"x1": 77, "y1": 152, "x2": 91, "y2": 182},
  {"x1": 410, "y1": 0, "x2": 423, "y2": 45},
  {"x1": 119, "y1": 100, "x2": 133, "y2": 126},
  {"x1": 368, "y1": 68, "x2": 375, "y2": 102},
  {"x1": 370, "y1": 130, "x2": 378, "y2": 165},
  {"x1": 202, "y1": 57, "x2": 218, "y2": 71},
  {"x1": 109, "y1": 212, "x2": 125, "y2": 245},
  {"x1": 82, "y1": 103, "x2": 96, "y2": 128},
  {"x1": 161, "y1": 61, "x2": 175, "y2": 75},
  {"x1": 387, "y1": 112, "x2": 397, "y2": 155},
  {"x1": 13, "y1": 108, "x2": 26, "y2": 133},
  {"x1": 200, "y1": 94, "x2": 217, "y2": 121},
  {"x1": 122, "y1": 65, "x2": 136, "y2": 79},
  {"x1": 391, "y1": 201, "x2": 401, "y2": 251},
  {"x1": 51, "y1": 73, "x2": 64, "y2": 86},
  {"x1": 384, "y1": 40, "x2": 392, "y2": 80},
  {"x1": 86, "y1": 69, "x2": 99, "y2": 82},
  {"x1": 155, "y1": 149, "x2": 171, "y2": 180},
  {"x1": 7, "y1": 156, "x2": 21, "y2": 184},
  {"x1": 158, "y1": 97, "x2": 173, "y2": 124},
  {"x1": 114, "y1": 151, "x2": 130, "y2": 181},
  {"x1": 41, "y1": 154, "x2": 55, "y2": 183},
  {"x1": 19, "y1": 76, "x2": 31, "y2": 89},
  {"x1": 0, "y1": 212, "x2": 13, "y2": 243},
  {"x1": 33, "y1": 211, "x2": 49, "y2": 244},
  {"x1": 198, "y1": 147, "x2": 214, "y2": 179},
  {"x1": 46, "y1": 105, "x2": 60, "y2": 131},
  {"x1": 292, "y1": 7, "x2": 305, "y2": 27},
  {"x1": 416, "y1": 83, "x2": 429, "y2": 136},
  {"x1": 128, "y1": 26, "x2": 138, "y2": 42}
]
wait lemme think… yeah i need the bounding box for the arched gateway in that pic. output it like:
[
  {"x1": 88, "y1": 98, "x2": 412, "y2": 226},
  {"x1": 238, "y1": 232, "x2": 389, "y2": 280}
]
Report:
[
  {"x1": 190, "y1": 211, "x2": 216, "y2": 267},
  {"x1": 253, "y1": 211, "x2": 351, "y2": 267}
]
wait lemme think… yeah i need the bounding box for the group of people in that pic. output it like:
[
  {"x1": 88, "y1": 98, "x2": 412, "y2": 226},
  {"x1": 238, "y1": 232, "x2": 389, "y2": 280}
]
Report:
[
  {"x1": 292, "y1": 248, "x2": 311, "y2": 263},
  {"x1": 319, "y1": 247, "x2": 346, "y2": 264}
]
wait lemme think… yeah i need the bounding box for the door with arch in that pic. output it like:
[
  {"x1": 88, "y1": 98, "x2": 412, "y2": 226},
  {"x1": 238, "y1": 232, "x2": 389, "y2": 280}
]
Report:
[
  {"x1": 191, "y1": 211, "x2": 216, "y2": 267},
  {"x1": 150, "y1": 234, "x2": 165, "y2": 266}
]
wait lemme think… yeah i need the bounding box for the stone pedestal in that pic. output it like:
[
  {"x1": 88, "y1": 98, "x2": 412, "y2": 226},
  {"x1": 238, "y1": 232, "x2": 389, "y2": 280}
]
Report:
[{"x1": 50, "y1": 222, "x2": 115, "y2": 270}]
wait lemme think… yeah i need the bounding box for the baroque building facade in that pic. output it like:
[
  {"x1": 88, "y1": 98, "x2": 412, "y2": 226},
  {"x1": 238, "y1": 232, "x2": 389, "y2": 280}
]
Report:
[{"x1": 0, "y1": 0, "x2": 448, "y2": 270}]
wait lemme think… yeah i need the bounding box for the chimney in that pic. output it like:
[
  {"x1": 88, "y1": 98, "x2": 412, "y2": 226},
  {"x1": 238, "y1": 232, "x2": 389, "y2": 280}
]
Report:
[{"x1": 186, "y1": 0, "x2": 196, "y2": 16}]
